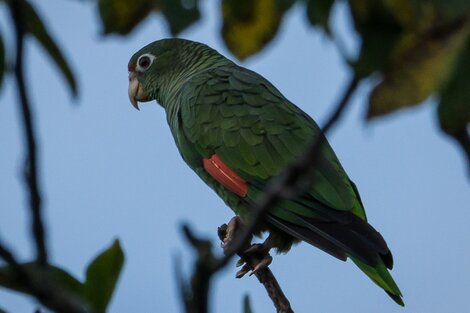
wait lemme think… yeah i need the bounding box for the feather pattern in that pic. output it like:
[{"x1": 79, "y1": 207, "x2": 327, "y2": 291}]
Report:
[
  {"x1": 172, "y1": 65, "x2": 402, "y2": 304},
  {"x1": 129, "y1": 39, "x2": 403, "y2": 305}
]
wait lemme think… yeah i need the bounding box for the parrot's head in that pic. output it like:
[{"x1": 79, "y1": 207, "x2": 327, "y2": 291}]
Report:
[{"x1": 128, "y1": 38, "x2": 229, "y2": 110}]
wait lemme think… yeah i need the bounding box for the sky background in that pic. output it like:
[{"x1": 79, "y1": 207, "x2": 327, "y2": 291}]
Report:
[{"x1": 1, "y1": 1, "x2": 469, "y2": 313}]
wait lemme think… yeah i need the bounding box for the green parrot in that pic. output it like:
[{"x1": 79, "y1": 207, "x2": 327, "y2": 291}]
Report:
[{"x1": 128, "y1": 38, "x2": 403, "y2": 306}]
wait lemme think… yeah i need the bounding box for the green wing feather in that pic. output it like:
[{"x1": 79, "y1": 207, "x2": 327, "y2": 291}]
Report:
[
  {"x1": 172, "y1": 65, "x2": 402, "y2": 305},
  {"x1": 181, "y1": 67, "x2": 356, "y2": 210}
]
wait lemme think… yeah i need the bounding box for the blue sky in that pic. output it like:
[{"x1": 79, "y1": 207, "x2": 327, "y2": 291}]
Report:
[{"x1": 1, "y1": 1, "x2": 469, "y2": 312}]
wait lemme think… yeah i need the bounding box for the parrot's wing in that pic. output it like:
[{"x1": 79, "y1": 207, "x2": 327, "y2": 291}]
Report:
[
  {"x1": 178, "y1": 66, "x2": 403, "y2": 305},
  {"x1": 180, "y1": 66, "x2": 362, "y2": 217}
]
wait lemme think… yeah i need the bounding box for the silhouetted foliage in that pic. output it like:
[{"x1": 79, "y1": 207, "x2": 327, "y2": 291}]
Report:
[{"x1": 0, "y1": 0, "x2": 469, "y2": 312}]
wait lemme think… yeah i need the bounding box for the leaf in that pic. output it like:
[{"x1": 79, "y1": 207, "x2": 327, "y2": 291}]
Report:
[
  {"x1": 221, "y1": 0, "x2": 295, "y2": 60},
  {"x1": 0, "y1": 307, "x2": 8, "y2": 313},
  {"x1": 438, "y1": 38, "x2": 470, "y2": 134},
  {"x1": 98, "y1": 0, "x2": 153, "y2": 35},
  {"x1": 243, "y1": 294, "x2": 254, "y2": 313},
  {"x1": 83, "y1": 240, "x2": 125, "y2": 313},
  {"x1": 0, "y1": 262, "x2": 82, "y2": 296},
  {"x1": 21, "y1": 1, "x2": 78, "y2": 97},
  {"x1": 381, "y1": 0, "x2": 434, "y2": 31},
  {"x1": 430, "y1": 0, "x2": 470, "y2": 20},
  {"x1": 367, "y1": 20, "x2": 470, "y2": 118},
  {"x1": 155, "y1": 0, "x2": 201, "y2": 35},
  {"x1": 305, "y1": 0, "x2": 335, "y2": 34},
  {"x1": 349, "y1": 0, "x2": 405, "y2": 78},
  {"x1": 0, "y1": 30, "x2": 4, "y2": 90}
]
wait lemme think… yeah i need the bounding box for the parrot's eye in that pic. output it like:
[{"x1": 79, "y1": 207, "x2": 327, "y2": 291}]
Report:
[
  {"x1": 139, "y1": 56, "x2": 150, "y2": 68},
  {"x1": 136, "y1": 54, "x2": 155, "y2": 72}
]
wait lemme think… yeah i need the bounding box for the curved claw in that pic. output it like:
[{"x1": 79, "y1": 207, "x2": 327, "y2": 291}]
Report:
[
  {"x1": 250, "y1": 254, "x2": 272, "y2": 276},
  {"x1": 236, "y1": 264, "x2": 252, "y2": 278}
]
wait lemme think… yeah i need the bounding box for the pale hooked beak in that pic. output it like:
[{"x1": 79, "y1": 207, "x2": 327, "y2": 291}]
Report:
[{"x1": 128, "y1": 71, "x2": 149, "y2": 110}]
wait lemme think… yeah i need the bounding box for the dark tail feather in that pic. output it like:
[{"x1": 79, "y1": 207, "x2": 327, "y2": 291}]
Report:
[
  {"x1": 266, "y1": 215, "x2": 347, "y2": 261},
  {"x1": 298, "y1": 197, "x2": 394, "y2": 269},
  {"x1": 304, "y1": 213, "x2": 392, "y2": 268},
  {"x1": 267, "y1": 211, "x2": 392, "y2": 268},
  {"x1": 266, "y1": 212, "x2": 402, "y2": 305}
]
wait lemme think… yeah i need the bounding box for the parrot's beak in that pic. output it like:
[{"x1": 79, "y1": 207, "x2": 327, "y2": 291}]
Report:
[{"x1": 128, "y1": 71, "x2": 148, "y2": 110}]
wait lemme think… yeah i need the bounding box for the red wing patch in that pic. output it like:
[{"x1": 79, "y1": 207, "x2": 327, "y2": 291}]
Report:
[{"x1": 203, "y1": 154, "x2": 248, "y2": 197}]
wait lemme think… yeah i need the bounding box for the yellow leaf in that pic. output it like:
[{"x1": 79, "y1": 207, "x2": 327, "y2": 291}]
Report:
[
  {"x1": 367, "y1": 20, "x2": 470, "y2": 118},
  {"x1": 222, "y1": 0, "x2": 292, "y2": 60},
  {"x1": 99, "y1": 0, "x2": 153, "y2": 35}
]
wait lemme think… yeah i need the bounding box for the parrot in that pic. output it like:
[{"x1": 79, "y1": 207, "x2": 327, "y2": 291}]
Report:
[{"x1": 127, "y1": 38, "x2": 403, "y2": 306}]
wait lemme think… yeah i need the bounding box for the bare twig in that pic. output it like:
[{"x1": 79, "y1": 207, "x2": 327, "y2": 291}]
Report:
[
  {"x1": 218, "y1": 223, "x2": 293, "y2": 313},
  {"x1": 9, "y1": 0, "x2": 48, "y2": 266},
  {"x1": 178, "y1": 225, "x2": 220, "y2": 313},
  {"x1": 219, "y1": 74, "x2": 360, "y2": 263},
  {"x1": 0, "y1": 240, "x2": 28, "y2": 278},
  {"x1": 0, "y1": 2, "x2": 88, "y2": 312}
]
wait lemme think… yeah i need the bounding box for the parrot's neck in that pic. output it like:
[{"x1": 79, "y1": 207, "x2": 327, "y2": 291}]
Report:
[{"x1": 157, "y1": 56, "x2": 234, "y2": 127}]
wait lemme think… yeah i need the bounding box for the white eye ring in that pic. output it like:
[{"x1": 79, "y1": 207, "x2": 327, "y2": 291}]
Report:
[{"x1": 136, "y1": 53, "x2": 156, "y2": 72}]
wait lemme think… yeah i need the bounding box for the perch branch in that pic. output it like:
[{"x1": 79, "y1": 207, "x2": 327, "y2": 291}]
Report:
[{"x1": 218, "y1": 223, "x2": 294, "y2": 313}]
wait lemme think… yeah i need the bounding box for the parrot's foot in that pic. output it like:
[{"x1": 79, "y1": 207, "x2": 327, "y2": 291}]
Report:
[
  {"x1": 218, "y1": 216, "x2": 274, "y2": 278},
  {"x1": 218, "y1": 216, "x2": 245, "y2": 253},
  {"x1": 235, "y1": 235, "x2": 274, "y2": 278}
]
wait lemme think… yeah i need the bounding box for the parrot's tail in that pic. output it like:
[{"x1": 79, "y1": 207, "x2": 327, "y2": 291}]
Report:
[
  {"x1": 266, "y1": 211, "x2": 404, "y2": 306},
  {"x1": 350, "y1": 256, "x2": 404, "y2": 306}
]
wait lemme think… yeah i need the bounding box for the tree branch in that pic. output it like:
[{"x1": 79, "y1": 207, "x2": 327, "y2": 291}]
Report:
[
  {"x1": 218, "y1": 223, "x2": 293, "y2": 313},
  {"x1": 1, "y1": 2, "x2": 87, "y2": 312},
  {"x1": 9, "y1": 0, "x2": 48, "y2": 266},
  {"x1": 178, "y1": 225, "x2": 219, "y2": 313},
  {"x1": 0, "y1": 238, "x2": 86, "y2": 313}
]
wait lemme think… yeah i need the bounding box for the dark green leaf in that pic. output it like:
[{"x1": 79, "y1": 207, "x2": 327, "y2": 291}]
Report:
[
  {"x1": 0, "y1": 30, "x2": 4, "y2": 90},
  {"x1": 438, "y1": 38, "x2": 470, "y2": 134},
  {"x1": 352, "y1": 29, "x2": 402, "y2": 79},
  {"x1": 156, "y1": 0, "x2": 201, "y2": 35},
  {"x1": 305, "y1": 0, "x2": 334, "y2": 33},
  {"x1": 367, "y1": 21, "x2": 470, "y2": 118},
  {"x1": 21, "y1": 1, "x2": 77, "y2": 97},
  {"x1": 243, "y1": 294, "x2": 253, "y2": 313},
  {"x1": 83, "y1": 240, "x2": 124, "y2": 313},
  {"x1": 430, "y1": 0, "x2": 470, "y2": 20},
  {"x1": 98, "y1": 0, "x2": 153, "y2": 35},
  {"x1": 221, "y1": 0, "x2": 295, "y2": 60},
  {"x1": 0, "y1": 262, "x2": 82, "y2": 296},
  {"x1": 349, "y1": 0, "x2": 404, "y2": 78},
  {"x1": 0, "y1": 307, "x2": 8, "y2": 313}
]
